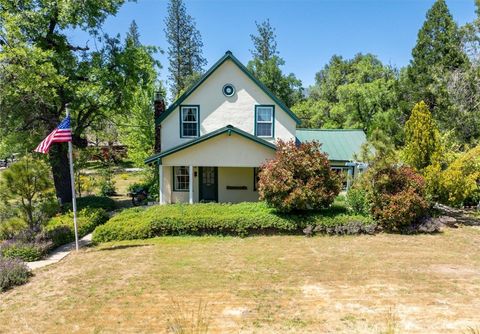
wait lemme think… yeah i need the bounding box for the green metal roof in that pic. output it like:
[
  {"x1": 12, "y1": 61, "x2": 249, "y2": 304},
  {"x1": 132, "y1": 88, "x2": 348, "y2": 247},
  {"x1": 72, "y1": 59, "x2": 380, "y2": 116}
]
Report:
[
  {"x1": 296, "y1": 129, "x2": 367, "y2": 162},
  {"x1": 144, "y1": 125, "x2": 276, "y2": 164},
  {"x1": 156, "y1": 51, "x2": 301, "y2": 126}
]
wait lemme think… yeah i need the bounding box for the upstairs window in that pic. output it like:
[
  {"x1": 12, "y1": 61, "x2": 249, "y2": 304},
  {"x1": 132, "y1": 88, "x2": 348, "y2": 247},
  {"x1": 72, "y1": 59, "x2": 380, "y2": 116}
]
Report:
[
  {"x1": 180, "y1": 106, "x2": 199, "y2": 138},
  {"x1": 255, "y1": 105, "x2": 274, "y2": 138}
]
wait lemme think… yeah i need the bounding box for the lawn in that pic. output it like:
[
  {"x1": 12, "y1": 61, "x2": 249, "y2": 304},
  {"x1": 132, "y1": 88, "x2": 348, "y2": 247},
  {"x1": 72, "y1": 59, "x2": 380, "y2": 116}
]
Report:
[{"x1": 1, "y1": 228, "x2": 479, "y2": 333}]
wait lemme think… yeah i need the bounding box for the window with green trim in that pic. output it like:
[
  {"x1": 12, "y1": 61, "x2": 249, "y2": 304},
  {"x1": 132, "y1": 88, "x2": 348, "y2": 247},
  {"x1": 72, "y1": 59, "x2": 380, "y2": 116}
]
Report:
[
  {"x1": 173, "y1": 166, "x2": 189, "y2": 191},
  {"x1": 255, "y1": 106, "x2": 273, "y2": 137},
  {"x1": 181, "y1": 106, "x2": 199, "y2": 138}
]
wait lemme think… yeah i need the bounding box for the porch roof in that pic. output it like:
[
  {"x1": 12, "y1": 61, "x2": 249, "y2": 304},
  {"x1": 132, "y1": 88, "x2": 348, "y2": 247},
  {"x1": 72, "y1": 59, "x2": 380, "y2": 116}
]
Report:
[
  {"x1": 296, "y1": 129, "x2": 367, "y2": 162},
  {"x1": 144, "y1": 125, "x2": 276, "y2": 165}
]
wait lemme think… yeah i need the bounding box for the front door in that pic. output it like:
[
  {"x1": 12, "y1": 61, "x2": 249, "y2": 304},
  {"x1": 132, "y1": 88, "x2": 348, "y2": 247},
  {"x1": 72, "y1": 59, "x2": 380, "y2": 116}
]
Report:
[{"x1": 199, "y1": 167, "x2": 218, "y2": 202}]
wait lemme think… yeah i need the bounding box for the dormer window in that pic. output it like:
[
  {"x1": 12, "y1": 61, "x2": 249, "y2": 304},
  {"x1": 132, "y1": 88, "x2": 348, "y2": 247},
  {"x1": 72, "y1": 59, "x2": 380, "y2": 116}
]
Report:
[
  {"x1": 180, "y1": 105, "x2": 199, "y2": 138},
  {"x1": 255, "y1": 105, "x2": 274, "y2": 138}
]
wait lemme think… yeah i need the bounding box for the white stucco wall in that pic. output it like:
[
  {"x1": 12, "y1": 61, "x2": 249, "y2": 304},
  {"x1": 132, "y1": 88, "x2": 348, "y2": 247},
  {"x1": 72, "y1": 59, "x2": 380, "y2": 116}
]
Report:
[
  {"x1": 161, "y1": 59, "x2": 297, "y2": 151},
  {"x1": 161, "y1": 132, "x2": 275, "y2": 167},
  {"x1": 218, "y1": 167, "x2": 259, "y2": 202},
  {"x1": 160, "y1": 166, "x2": 199, "y2": 204}
]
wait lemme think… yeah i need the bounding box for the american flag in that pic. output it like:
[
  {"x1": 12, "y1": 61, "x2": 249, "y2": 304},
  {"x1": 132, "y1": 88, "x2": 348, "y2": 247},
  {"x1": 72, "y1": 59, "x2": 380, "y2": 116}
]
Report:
[{"x1": 34, "y1": 116, "x2": 72, "y2": 154}]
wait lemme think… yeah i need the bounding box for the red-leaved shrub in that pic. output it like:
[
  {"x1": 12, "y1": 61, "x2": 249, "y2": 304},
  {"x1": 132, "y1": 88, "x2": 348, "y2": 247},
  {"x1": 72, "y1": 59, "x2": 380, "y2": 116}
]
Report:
[
  {"x1": 367, "y1": 165, "x2": 429, "y2": 230},
  {"x1": 258, "y1": 140, "x2": 341, "y2": 212}
]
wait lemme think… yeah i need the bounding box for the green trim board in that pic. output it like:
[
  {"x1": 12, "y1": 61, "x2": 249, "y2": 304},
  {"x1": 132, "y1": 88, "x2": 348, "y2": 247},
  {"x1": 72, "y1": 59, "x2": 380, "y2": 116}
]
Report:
[
  {"x1": 179, "y1": 104, "x2": 200, "y2": 138},
  {"x1": 296, "y1": 129, "x2": 367, "y2": 162},
  {"x1": 155, "y1": 51, "x2": 301, "y2": 126},
  {"x1": 254, "y1": 105, "x2": 275, "y2": 138},
  {"x1": 145, "y1": 125, "x2": 276, "y2": 164}
]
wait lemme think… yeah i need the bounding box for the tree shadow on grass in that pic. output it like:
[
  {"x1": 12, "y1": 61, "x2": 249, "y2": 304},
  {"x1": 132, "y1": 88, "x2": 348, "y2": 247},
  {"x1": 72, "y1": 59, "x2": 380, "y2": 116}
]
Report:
[{"x1": 95, "y1": 244, "x2": 154, "y2": 252}]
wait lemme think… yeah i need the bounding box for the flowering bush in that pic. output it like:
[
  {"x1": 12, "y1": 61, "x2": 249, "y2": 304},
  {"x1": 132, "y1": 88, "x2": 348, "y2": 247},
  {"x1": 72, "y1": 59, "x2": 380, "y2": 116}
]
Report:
[
  {"x1": 367, "y1": 165, "x2": 429, "y2": 230},
  {"x1": 258, "y1": 140, "x2": 341, "y2": 212},
  {"x1": 0, "y1": 257, "x2": 31, "y2": 291}
]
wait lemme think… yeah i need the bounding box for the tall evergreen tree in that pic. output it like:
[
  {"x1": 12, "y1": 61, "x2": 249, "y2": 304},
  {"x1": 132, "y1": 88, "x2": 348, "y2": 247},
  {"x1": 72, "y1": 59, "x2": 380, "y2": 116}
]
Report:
[
  {"x1": 164, "y1": 0, "x2": 206, "y2": 98},
  {"x1": 247, "y1": 20, "x2": 303, "y2": 108},
  {"x1": 118, "y1": 22, "x2": 162, "y2": 166},
  {"x1": 126, "y1": 20, "x2": 141, "y2": 46},
  {"x1": 402, "y1": 0, "x2": 468, "y2": 127},
  {"x1": 403, "y1": 101, "x2": 441, "y2": 171}
]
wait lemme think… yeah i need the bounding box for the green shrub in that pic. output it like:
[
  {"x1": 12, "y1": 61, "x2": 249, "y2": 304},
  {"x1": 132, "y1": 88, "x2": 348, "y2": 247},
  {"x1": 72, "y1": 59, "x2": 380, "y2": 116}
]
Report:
[
  {"x1": 45, "y1": 208, "x2": 109, "y2": 247},
  {"x1": 0, "y1": 217, "x2": 27, "y2": 240},
  {"x1": 346, "y1": 187, "x2": 370, "y2": 216},
  {"x1": 63, "y1": 196, "x2": 116, "y2": 212},
  {"x1": 98, "y1": 168, "x2": 116, "y2": 196},
  {"x1": 0, "y1": 257, "x2": 32, "y2": 292},
  {"x1": 0, "y1": 241, "x2": 51, "y2": 261},
  {"x1": 259, "y1": 140, "x2": 341, "y2": 212},
  {"x1": 93, "y1": 202, "x2": 373, "y2": 242}
]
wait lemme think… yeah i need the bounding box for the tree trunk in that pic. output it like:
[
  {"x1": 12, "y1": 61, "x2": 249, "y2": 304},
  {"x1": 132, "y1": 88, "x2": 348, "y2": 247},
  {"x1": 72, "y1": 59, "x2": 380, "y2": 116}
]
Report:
[{"x1": 49, "y1": 143, "x2": 72, "y2": 204}]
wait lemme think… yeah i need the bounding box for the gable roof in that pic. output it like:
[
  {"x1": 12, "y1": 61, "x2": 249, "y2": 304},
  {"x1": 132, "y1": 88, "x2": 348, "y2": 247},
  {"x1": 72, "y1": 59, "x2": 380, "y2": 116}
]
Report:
[
  {"x1": 145, "y1": 125, "x2": 276, "y2": 164},
  {"x1": 296, "y1": 129, "x2": 367, "y2": 162},
  {"x1": 156, "y1": 51, "x2": 301, "y2": 125}
]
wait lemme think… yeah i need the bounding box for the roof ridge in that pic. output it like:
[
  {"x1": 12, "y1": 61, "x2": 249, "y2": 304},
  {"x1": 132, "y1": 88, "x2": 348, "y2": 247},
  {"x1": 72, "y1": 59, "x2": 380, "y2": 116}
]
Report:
[
  {"x1": 297, "y1": 128, "x2": 365, "y2": 132},
  {"x1": 155, "y1": 51, "x2": 301, "y2": 126}
]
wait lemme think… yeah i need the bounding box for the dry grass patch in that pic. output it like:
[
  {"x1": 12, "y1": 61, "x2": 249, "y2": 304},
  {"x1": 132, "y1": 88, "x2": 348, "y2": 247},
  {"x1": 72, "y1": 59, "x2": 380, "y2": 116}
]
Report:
[{"x1": 0, "y1": 228, "x2": 480, "y2": 333}]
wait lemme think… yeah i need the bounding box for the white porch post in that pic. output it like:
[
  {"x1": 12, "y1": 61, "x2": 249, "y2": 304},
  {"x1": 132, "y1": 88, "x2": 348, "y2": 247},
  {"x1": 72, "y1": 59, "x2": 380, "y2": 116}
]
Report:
[
  {"x1": 158, "y1": 163, "x2": 164, "y2": 204},
  {"x1": 189, "y1": 165, "x2": 194, "y2": 204}
]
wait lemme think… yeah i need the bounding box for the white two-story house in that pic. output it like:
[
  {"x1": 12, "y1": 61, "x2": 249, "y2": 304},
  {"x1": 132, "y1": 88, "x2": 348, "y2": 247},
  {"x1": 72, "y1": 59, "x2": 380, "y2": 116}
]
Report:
[{"x1": 145, "y1": 51, "x2": 366, "y2": 204}]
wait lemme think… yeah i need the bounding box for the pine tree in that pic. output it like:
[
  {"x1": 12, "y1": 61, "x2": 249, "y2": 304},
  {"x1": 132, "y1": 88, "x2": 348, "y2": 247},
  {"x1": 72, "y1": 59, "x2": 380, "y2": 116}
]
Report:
[
  {"x1": 118, "y1": 22, "x2": 161, "y2": 166},
  {"x1": 126, "y1": 20, "x2": 141, "y2": 46},
  {"x1": 403, "y1": 0, "x2": 468, "y2": 127},
  {"x1": 247, "y1": 20, "x2": 303, "y2": 108},
  {"x1": 249, "y1": 19, "x2": 278, "y2": 62},
  {"x1": 164, "y1": 0, "x2": 206, "y2": 98},
  {"x1": 403, "y1": 101, "x2": 441, "y2": 171}
]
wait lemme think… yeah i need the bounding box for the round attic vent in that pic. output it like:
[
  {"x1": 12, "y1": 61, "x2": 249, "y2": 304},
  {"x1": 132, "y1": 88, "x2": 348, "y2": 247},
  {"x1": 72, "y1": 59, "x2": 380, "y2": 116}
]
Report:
[{"x1": 222, "y1": 83, "x2": 235, "y2": 97}]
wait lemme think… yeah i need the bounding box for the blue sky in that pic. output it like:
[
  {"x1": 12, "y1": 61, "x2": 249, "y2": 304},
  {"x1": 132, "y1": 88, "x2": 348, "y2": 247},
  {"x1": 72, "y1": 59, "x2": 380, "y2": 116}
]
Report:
[{"x1": 70, "y1": 0, "x2": 476, "y2": 88}]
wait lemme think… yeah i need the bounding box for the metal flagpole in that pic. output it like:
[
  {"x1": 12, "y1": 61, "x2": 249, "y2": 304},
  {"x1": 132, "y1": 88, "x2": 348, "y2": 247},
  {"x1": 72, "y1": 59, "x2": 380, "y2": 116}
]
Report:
[{"x1": 66, "y1": 106, "x2": 79, "y2": 251}]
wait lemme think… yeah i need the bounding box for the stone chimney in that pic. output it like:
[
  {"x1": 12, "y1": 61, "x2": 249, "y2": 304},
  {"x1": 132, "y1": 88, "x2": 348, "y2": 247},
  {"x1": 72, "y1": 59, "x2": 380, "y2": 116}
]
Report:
[{"x1": 154, "y1": 91, "x2": 165, "y2": 153}]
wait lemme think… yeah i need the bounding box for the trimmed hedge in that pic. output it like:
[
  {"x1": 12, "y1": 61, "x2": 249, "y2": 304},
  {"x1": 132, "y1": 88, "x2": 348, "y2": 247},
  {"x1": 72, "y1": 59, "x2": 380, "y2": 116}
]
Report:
[
  {"x1": 0, "y1": 257, "x2": 31, "y2": 292},
  {"x1": 63, "y1": 196, "x2": 116, "y2": 212},
  {"x1": 0, "y1": 241, "x2": 51, "y2": 262},
  {"x1": 93, "y1": 202, "x2": 373, "y2": 242},
  {"x1": 45, "y1": 208, "x2": 109, "y2": 247}
]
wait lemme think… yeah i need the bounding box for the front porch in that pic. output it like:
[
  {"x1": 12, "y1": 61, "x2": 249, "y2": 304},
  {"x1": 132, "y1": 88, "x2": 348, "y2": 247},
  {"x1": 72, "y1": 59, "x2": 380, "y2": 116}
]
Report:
[
  {"x1": 158, "y1": 166, "x2": 260, "y2": 204},
  {"x1": 145, "y1": 125, "x2": 277, "y2": 204}
]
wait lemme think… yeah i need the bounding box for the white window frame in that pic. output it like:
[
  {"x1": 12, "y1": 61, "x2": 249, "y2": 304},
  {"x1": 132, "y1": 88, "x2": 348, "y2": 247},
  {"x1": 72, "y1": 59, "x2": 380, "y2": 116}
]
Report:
[
  {"x1": 173, "y1": 166, "x2": 189, "y2": 192},
  {"x1": 180, "y1": 106, "x2": 199, "y2": 138},
  {"x1": 255, "y1": 105, "x2": 274, "y2": 138}
]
